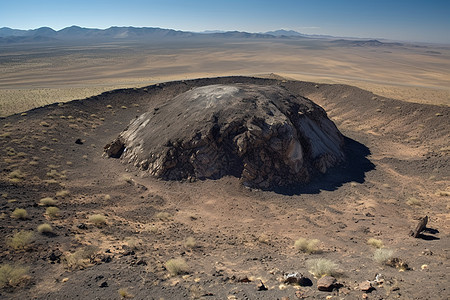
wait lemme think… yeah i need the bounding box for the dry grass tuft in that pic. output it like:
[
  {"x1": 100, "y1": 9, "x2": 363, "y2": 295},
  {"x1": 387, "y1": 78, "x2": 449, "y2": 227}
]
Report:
[
  {"x1": 56, "y1": 190, "x2": 70, "y2": 197},
  {"x1": 7, "y1": 230, "x2": 34, "y2": 250},
  {"x1": 294, "y1": 238, "x2": 320, "y2": 254},
  {"x1": 165, "y1": 258, "x2": 189, "y2": 276},
  {"x1": 118, "y1": 288, "x2": 134, "y2": 298},
  {"x1": 155, "y1": 212, "x2": 171, "y2": 221},
  {"x1": 373, "y1": 248, "x2": 394, "y2": 265},
  {"x1": 11, "y1": 208, "x2": 28, "y2": 219},
  {"x1": 307, "y1": 258, "x2": 338, "y2": 278},
  {"x1": 184, "y1": 236, "x2": 196, "y2": 249},
  {"x1": 46, "y1": 207, "x2": 60, "y2": 219},
  {"x1": 39, "y1": 197, "x2": 57, "y2": 206},
  {"x1": 8, "y1": 170, "x2": 26, "y2": 183},
  {"x1": 367, "y1": 238, "x2": 384, "y2": 248},
  {"x1": 406, "y1": 197, "x2": 421, "y2": 206},
  {"x1": 63, "y1": 246, "x2": 99, "y2": 270},
  {"x1": 37, "y1": 223, "x2": 53, "y2": 234},
  {"x1": 89, "y1": 214, "x2": 106, "y2": 226},
  {"x1": 0, "y1": 264, "x2": 29, "y2": 288}
]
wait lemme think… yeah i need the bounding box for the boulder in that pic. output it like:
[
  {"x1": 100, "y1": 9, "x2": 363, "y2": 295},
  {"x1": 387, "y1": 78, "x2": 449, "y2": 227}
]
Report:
[
  {"x1": 317, "y1": 276, "x2": 337, "y2": 292},
  {"x1": 104, "y1": 84, "x2": 345, "y2": 189}
]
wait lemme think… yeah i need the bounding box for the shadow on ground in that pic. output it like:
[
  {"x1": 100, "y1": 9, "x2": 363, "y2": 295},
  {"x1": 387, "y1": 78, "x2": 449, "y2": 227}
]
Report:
[{"x1": 274, "y1": 136, "x2": 375, "y2": 195}]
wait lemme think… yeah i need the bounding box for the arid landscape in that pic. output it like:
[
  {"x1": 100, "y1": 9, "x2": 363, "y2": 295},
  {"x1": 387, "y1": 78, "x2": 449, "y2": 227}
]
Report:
[{"x1": 1, "y1": 27, "x2": 449, "y2": 300}]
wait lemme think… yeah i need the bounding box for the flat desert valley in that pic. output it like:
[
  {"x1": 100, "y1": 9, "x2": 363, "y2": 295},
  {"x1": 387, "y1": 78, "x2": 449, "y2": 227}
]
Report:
[{"x1": 0, "y1": 34, "x2": 449, "y2": 299}]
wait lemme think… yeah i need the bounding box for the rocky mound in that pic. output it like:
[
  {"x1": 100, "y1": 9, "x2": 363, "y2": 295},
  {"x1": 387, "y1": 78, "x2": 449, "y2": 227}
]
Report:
[{"x1": 104, "y1": 84, "x2": 345, "y2": 189}]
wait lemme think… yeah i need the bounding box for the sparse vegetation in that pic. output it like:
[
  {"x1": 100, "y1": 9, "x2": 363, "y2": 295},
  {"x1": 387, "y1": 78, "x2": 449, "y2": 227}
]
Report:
[
  {"x1": 37, "y1": 223, "x2": 53, "y2": 234},
  {"x1": 56, "y1": 190, "x2": 70, "y2": 197},
  {"x1": 165, "y1": 258, "x2": 189, "y2": 276},
  {"x1": 46, "y1": 207, "x2": 60, "y2": 219},
  {"x1": 406, "y1": 197, "x2": 421, "y2": 206},
  {"x1": 8, "y1": 170, "x2": 26, "y2": 183},
  {"x1": 0, "y1": 263, "x2": 29, "y2": 288},
  {"x1": 294, "y1": 238, "x2": 320, "y2": 254},
  {"x1": 435, "y1": 190, "x2": 450, "y2": 197},
  {"x1": 63, "y1": 246, "x2": 99, "y2": 269},
  {"x1": 155, "y1": 212, "x2": 171, "y2": 221},
  {"x1": 104, "y1": 194, "x2": 111, "y2": 200},
  {"x1": 307, "y1": 258, "x2": 338, "y2": 278},
  {"x1": 39, "y1": 197, "x2": 57, "y2": 206},
  {"x1": 89, "y1": 214, "x2": 106, "y2": 226},
  {"x1": 118, "y1": 288, "x2": 134, "y2": 298},
  {"x1": 11, "y1": 208, "x2": 28, "y2": 219},
  {"x1": 373, "y1": 248, "x2": 394, "y2": 265},
  {"x1": 39, "y1": 121, "x2": 50, "y2": 127},
  {"x1": 7, "y1": 230, "x2": 34, "y2": 250},
  {"x1": 367, "y1": 238, "x2": 384, "y2": 248},
  {"x1": 184, "y1": 236, "x2": 196, "y2": 248}
]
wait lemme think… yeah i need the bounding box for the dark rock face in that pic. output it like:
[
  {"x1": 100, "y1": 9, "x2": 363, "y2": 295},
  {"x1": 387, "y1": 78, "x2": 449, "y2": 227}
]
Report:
[{"x1": 104, "y1": 84, "x2": 345, "y2": 189}]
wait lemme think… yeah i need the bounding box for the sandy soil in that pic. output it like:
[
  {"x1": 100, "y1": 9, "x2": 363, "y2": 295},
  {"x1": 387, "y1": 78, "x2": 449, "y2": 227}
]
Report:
[
  {"x1": 0, "y1": 77, "x2": 448, "y2": 299},
  {"x1": 1, "y1": 39, "x2": 449, "y2": 117}
]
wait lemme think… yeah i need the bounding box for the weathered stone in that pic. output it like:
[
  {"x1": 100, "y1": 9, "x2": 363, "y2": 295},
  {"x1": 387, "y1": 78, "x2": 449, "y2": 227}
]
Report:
[
  {"x1": 105, "y1": 84, "x2": 345, "y2": 189},
  {"x1": 359, "y1": 281, "x2": 373, "y2": 292},
  {"x1": 317, "y1": 275, "x2": 337, "y2": 292},
  {"x1": 257, "y1": 280, "x2": 268, "y2": 291},
  {"x1": 410, "y1": 216, "x2": 428, "y2": 238}
]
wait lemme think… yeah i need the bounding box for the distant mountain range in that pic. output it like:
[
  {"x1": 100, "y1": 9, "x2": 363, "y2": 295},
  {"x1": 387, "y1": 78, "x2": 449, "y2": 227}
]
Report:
[{"x1": 0, "y1": 26, "x2": 400, "y2": 46}]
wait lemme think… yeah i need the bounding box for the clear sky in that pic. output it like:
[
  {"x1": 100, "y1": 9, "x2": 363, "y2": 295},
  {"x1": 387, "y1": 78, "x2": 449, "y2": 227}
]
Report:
[{"x1": 1, "y1": 0, "x2": 449, "y2": 44}]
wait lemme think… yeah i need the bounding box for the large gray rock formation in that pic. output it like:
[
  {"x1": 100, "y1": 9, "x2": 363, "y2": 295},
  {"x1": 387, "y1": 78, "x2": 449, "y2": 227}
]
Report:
[{"x1": 104, "y1": 84, "x2": 345, "y2": 189}]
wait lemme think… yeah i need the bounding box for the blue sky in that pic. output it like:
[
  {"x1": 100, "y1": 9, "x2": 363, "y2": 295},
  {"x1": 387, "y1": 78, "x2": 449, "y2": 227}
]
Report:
[{"x1": 1, "y1": 0, "x2": 449, "y2": 43}]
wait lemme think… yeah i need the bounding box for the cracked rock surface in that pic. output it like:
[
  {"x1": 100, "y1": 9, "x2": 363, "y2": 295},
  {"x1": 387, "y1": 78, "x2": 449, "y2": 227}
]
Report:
[{"x1": 104, "y1": 84, "x2": 345, "y2": 189}]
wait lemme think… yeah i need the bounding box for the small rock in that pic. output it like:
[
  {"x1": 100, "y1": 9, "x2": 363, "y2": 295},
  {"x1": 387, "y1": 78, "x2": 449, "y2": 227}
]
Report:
[
  {"x1": 99, "y1": 281, "x2": 108, "y2": 288},
  {"x1": 421, "y1": 264, "x2": 428, "y2": 270},
  {"x1": 359, "y1": 281, "x2": 374, "y2": 292},
  {"x1": 317, "y1": 276, "x2": 337, "y2": 292},
  {"x1": 237, "y1": 276, "x2": 251, "y2": 283},
  {"x1": 77, "y1": 223, "x2": 87, "y2": 230},
  {"x1": 284, "y1": 273, "x2": 313, "y2": 286},
  {"x1": 257, "y1": 280, "x2": 268, "y2": 291},
  {"x1": 422, "y1": 249, "x2": 433, "y2": 256},
  {"x1": 75, "y1": 138, "x2": 84, "y2": 145},
  {"x1": 295, "y1": 290, "x2": 306, "y2": 298},
  {"x1": 362, "y1": 293, "x2": 368, "y2": 299}
]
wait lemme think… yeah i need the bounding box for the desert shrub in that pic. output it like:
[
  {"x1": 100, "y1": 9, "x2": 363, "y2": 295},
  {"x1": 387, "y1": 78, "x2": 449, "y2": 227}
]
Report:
[
  {"x1": 0, "y1": 264, "x2": 29, "y2": 288},
  {"x1": 104, "y1": 194, "x2": 111, "y2": 200},
  {"x1": 63, "y1": 245, "x2": 99, "y2": 269},
  {"x1": 11, "y1": 208, "x2": 28, "y2": 219},
  {"x1": 89, "y1": 214, "x2": 106, "y2": 226},
  {"x1": 46, "y1": 207, "x2": 60, "y2": 219},
  {"x1": 436, "y1": 190, "x2": 450, "y2": 197},
  {"x1": 367, "y1": 238, "x2": 384, "y2": 248},
  {"x1": 184, "y1": 237, "x2": 196, "y2": 248},
  {"x1": 39, "y1": 197, "x2": 57, "y2": 206},
  {"x1": 39, "y1": 121, "x2": 50, "y2": 127},
  {"x1": 294, "y1": 238, "x2": 320, "y2": 254},
  {"x1": 118, "y1": 288, "x2": 133, "y2": 298},
  {"x1": 37, "y1": 223, "x2": 53, "y2": 234},
  {"x1": 7, "y1": 230, "x2": 34, "y2": 250},
  {"x1": 56, "y1": 190, "x2": 70, "y2": 197},
  {"x1": 165, "y1": 258, "x2": 189, "y2": 276},
  {"x1": 307, "y1": 258, "x2": 338, "y2": 278},
  {"x1": 155, "y1": 212, "x2": 171, "y2": 221},
  {"x1": 8, "y1": 170, "x2": 25, "y2": 182},
  {"x1": 406, "y1": 197, "x2": 421, "y2": 206},
  {"x1": 373, "y1": 248, "x2": 394, "y2": 265}
]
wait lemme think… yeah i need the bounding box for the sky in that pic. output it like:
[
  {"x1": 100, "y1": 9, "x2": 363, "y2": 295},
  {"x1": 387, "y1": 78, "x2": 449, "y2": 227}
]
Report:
[{"x1": 1, "y1": 0, "x2": 449, "y2": 44}]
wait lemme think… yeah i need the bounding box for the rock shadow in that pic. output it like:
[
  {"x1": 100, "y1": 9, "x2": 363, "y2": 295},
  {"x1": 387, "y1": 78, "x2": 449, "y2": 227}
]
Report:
[{"x1": 273, "y1": 136, "x2": 375, "y2": 195}]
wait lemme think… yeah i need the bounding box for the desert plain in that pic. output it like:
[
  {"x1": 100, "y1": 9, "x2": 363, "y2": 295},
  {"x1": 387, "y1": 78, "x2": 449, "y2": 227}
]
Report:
[{"x1": 0, "y1": 33, "x2": 449, "y2": 299}]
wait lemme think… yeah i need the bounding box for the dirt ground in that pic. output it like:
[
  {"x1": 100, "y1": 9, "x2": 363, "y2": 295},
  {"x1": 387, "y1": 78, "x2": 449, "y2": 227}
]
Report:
[{"x1": 0, "y1": 76, "x2": 449, "y2": 299}]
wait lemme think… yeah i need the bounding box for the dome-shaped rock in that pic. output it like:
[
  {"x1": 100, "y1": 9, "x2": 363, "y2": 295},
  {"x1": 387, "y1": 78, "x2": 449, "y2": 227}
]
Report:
[{"x1": 104, "y1": 84, "x2": 345, "y2": 189}]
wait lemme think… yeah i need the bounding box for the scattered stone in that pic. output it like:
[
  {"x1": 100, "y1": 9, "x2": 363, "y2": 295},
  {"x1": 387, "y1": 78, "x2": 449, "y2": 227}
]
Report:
[
  {"x1": 386, "y1": 258, "x2": 410, "y2": 270},
  {"x1": 237, "y1": 276, "x2": 252, "y2": 283},
  {"x1": 99, "y1": 281, "x2": 108, "y2": 288},
  {"x1": 421, "y1": 264, "x2": 429, "y2": 270},
  {"x1": 359, "y1": 281, "x2": 374, "y2": 292},
  {"x1": 284, "y1": 272, "x2": 312, "y2": 286},
  {"x1": 257, "y1": 280, "x2": 268, "y2": 291},
  {"x1": 317, "y1": 276, "x2": 337, "y2": 292},
  {"x1": 295, "y1": 290, "x2": 306, "y2": 298},
  {"x1": 410, "y1": 216, "x2": 428, "y2": 238},
  {"x1": 48, "y1": 249, "x2": 62, "y2": 263},
  {"x1": 422, "y1": 249, "x2": 433, "y2": 255},
  {"x1": 362, "y1": 293, "x2": 368, "y2": 299},
  {"x1": 77, "y1": 223, "x2": 88, "y2": 230},
  {"x1": 75, "y1": 138, "x2": 84, "y2": 145},
  {"x1": 105, "y1": 84, "x2": 345, "y2": 189}
]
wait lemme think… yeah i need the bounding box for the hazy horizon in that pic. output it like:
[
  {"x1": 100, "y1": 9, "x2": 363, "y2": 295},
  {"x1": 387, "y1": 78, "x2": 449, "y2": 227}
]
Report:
[{"x1": 1, "y1": 0, "x2": 449, "y2": 44}]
